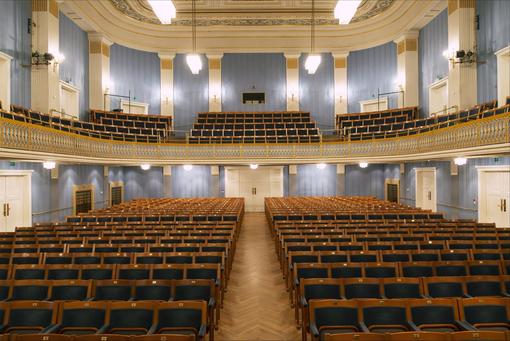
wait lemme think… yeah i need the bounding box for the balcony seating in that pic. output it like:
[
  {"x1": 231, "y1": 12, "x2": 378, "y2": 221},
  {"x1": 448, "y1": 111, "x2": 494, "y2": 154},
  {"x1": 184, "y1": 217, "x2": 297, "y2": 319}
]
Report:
[
  {"x1": 336, "y1": 102, "x2": 508, "y2": 141},
  {"x1": 189, "y1": 111, "x2": 321, "y2": 144},
  {"x1": 90, "y1": 110, "x2": 172, "y2": 132}
]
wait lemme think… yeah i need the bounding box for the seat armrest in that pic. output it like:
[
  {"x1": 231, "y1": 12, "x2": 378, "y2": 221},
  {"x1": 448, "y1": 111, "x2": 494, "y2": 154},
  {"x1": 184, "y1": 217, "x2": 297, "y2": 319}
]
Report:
[
  {"x1": 457, "y1": 320, "x2": 476, "y2": 331},
  {"x1": 44, "y1": 324, "x2": 61, "y2": 334},
  {"x1": 359, "y1": 322, "x2": 370, "y2": 333},
  {"x1": 408, "y1": 321, "x2": 419, "y2": 331},
  {"x1": 208, "y1": 297, "x2": 216, "y2": 308},
  {"x1": 309, "y1": 322, "x2": 319, "y2": 337},
  {"x1": 199, "y1": 323, "x2": 207, "y2": 337},
  {"x1": 299, "y1": 296, "x2": 308, "y2": 307},
  {"x1": 41, "y1": 324, "x2": 57, "y2": 333},
  {"x1": 147, "y1": 323, "x2": 158, "y2": 334},
  {"x1": 97, "y1": 324, "x2": 109, "y2": 334},
  {"x1": 293, "y1": 278, "x2": 299, "y2": 287}
]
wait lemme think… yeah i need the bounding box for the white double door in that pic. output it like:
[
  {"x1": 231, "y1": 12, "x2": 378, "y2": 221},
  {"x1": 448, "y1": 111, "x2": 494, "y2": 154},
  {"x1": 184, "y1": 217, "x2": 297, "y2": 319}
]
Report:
[
  {"x1": 479, "y1": 168, "x2": 510, "y2": 227},
  {"x1": 225, "y1": 166, "x2": 283, "y2": 212},
  {"x1": 0, "y1": 175, "x2": 31, "y2": 232}
]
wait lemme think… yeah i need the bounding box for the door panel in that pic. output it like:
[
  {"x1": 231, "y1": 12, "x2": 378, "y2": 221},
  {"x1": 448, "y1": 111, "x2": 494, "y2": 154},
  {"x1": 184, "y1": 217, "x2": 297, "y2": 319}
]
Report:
[{"x1": 484, "y1": 171, "x2": 510, "y2": 227}]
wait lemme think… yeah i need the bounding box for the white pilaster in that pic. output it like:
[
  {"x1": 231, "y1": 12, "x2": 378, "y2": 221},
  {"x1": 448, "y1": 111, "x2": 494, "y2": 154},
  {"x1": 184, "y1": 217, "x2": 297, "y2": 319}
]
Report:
[
  {"x1": 159, "y1": 53, "x2": 175, "y2": 116},
  {"x1": 332, "y1": 52, "x2": 349, "y2": 115},
  {"x1": 208, "y1": 54, "x2": 222, "y2": 112},
  {"x1": 0, "y1": 51, "x2": 12, "y2": 110},
  {"x1": 495, "y1": 46, "x2": 510, "y2": 107},
  {"x1": 447, "y1": 0, "x2": 477, "y2": 110},
  {"x1": 285, "y1": 54, "x2": 300, "y2": 111},
  {"x1": 88, "y1": 33, "x2": 113, "y2": 111},
  {"x1": 394, "y1": 32, "x2": 419, "y2": 108},
  {"x1": 31, "y1": 0, "x2": 61, "y2": 114}
]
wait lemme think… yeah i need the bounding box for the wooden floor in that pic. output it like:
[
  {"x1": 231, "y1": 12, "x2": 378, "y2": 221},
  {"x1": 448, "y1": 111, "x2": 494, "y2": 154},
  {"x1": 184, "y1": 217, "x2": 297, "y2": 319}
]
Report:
[{"x1": 215, "y1": 212, "x2": 301, "y2": 341}]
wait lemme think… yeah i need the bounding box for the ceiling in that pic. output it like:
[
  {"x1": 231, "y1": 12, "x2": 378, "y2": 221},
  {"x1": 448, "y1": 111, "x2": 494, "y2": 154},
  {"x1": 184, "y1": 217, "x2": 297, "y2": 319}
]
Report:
[{"x1": 60, "y1": 0, "x2": 446, "y2": 54}]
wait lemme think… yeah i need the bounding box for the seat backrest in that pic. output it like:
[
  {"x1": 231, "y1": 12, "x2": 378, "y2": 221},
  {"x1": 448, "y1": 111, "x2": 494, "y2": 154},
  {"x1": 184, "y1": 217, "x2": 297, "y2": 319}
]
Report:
[
  {"x1": 134, "y1": 280, "x2": 172, "y2": 301},
  {"x1": 92, "y1": 280, "x2": 133, "y2": 301},
  {"x1": 152, "y1": 265, "x2": 185, "y2": 280},
  {"x1": 50, "y1": 280, "x2": 90, "y2": 301},
  {"x1": 173, "y1": 279, "x2": 213, "y2": 302},
  {"x1": 343, "y1": 278, "x2": 381, "y2": 299},
  {"x1": 465, "y1": 276, "x2": 503, "y2": 297},
  {"x1": 60, "y1": 302, "x2": 107, "y2": 329},
  {"x1": 156, "y1": 301, "x2": 206, "y2": 333},
  {"x1": 11, "y1": 280, "x2": 49, "y2": 301},
  {"x1": 7, "y1": 301, "x2": 56, "y2": 328},
  {"x1": 360, "y1": 300, "x2": 408, "y2": 327},
  {"x1": 425, "y1": 277, "x2": 465, "y2": 298},
  {"x1": 383, "y1": 278, "x2": 422, "y2": 299},
  {"x1": 311, "y1": 301, "x2": 359, "y2": 330},
  {"x1": 80, "y1": 265, "x2": 114, "y2": 280},
  {"x1": 409, "y1": 299, "x2": 458, "y2": 327},
  {"x1": 460, "y1": 298, "x2": 509, "y2": 325},
  {"x1": 108, "y1": 301, "x2": 155, "y2": 331}
]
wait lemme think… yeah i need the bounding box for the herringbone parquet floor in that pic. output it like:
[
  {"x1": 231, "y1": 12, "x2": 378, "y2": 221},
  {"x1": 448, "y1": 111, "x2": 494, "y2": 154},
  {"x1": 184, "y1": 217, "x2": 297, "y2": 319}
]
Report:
[{"x1": 215, "y1": 213, "x2": 301, "y2": 341}]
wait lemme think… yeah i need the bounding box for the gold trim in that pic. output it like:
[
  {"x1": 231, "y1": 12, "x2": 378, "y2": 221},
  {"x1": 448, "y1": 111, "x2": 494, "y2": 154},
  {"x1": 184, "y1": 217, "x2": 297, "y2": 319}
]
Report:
[
  {"x1": 101, "y1": 43, "x2": 110, "y2": 58},
  {"x1": 397, "y1": 41, "x2": 405, "y2": 55},
  {"x1": 209, "y1": 59, "x2": 221, "y2": 70},
  {"x1": 334, "y1": 57, "x2": 346, "y2": 69},
  {"x1": 287, "y1": 58, "x2": 298, "y2": 69},
  {"x1": 32, "y1": 0, "x2": 48, "y2": 12},
  {"x1": 49, "y1": 0, "x2": 59, "y2": 18},
  {"x1": 448, "y1": 0, "x2": 458, "y2": 15},
  {"x1": 90, "y1": 41, "x2": 102, "y2": 54},
  {"x1": 161, "y1": 59, "x2": 173, "y2": 70},
  {"x1": 459, "y1": 0, "x2": 475, "y2": 9},
  {"x1": 405, "y1": 39, "x2": 417, "y2": 52}
]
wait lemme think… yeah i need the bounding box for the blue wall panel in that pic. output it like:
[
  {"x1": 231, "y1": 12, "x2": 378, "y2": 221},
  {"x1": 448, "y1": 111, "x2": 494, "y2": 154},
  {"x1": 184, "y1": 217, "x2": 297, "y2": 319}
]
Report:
[
  {"x1": 0, "y1": 0, "x2": 31, "y2": 107},
  {"x1": 418, "y1": 9, "x2": 449, "y2": 117},
  {"x1": 173, "y1": 54, "x2": 209, "y2": 131},
  {"x1": 59, "y1": 12, "x2": 89, "y2": 120},
  {"x1": 299, "y1": 53, "x2": 335, "y2": 130},
  {"x1": 347, "y1": 42, "x2": 398, "y2": 113},
  {"x1": 123, "y1": 166, "x2": 163, "y2": 201},
  {"x1": 345, "y1": 164, "x2": 387, "y2": 199},
  {"x1": 222, "y1": 53, "x2": 286, "y2": 112},
  {"x1": 110, "y1": 44, "x2": 161, "y2": 115},
  {"x1": 171, "y1": 165, "x2": 212, "y2": 198},
  {"x1": 477, "y1": 0, "x2": 510, "y2": 103},
  {"x1": 296, "y1": 164, "x2": 337, "y2": 196}
]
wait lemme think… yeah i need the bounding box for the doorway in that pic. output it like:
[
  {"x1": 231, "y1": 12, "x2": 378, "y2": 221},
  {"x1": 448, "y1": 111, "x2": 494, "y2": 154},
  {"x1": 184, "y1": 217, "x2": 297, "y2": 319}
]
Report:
[
  {"x1": 415, "y1": 168, "x2": 437, "y2": 212},
  {"x1": 385, "y1": 179, "x2": 400, "y2": 203},
  {"x1": 0, "y1": 170, "x2": 32, "y2": 232},
  {"x1": 478, "y1": 166, "x2": 510, "y2": 227},
  {"x1": 225, "y1": 166, "x2": 283, "y2": 212}
]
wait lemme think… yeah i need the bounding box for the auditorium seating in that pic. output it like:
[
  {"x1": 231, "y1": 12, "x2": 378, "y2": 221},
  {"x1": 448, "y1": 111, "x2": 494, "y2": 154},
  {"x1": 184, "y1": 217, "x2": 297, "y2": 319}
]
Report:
[
  {"x1": 265, "y1": 196, "x2": 510, "y2": 341},
  {"x1": 90, "y1": 110, "x2": 172, "y2": 132},
  {"x1": 336, "y1": 101, "x2": 508, "y2": 141},
  {"x1": 0, "y1": 198, "x2": 244, "y2": 340},
  {"x1": 1, "y1": 105, "x2": 169, "y2": 143},
  {"x1": 188, "y1": 111, "x2": 321, "y2": 144}
]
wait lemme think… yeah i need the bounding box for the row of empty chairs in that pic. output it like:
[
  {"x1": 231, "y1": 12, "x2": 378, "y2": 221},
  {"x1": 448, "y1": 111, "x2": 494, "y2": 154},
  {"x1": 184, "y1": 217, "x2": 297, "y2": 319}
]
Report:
[
  {"x1": 336, "y1": 107, "x2": 417, "y2": 130},
  {"x1": 189, "y1": 111, "x2": 321, "y2": 144},
  {"x1": 90, "y1": 110, "x2": 172, "y2": 132},
  {"x1": 3, "y1": 335, "x2": 194, "y2": 341}
]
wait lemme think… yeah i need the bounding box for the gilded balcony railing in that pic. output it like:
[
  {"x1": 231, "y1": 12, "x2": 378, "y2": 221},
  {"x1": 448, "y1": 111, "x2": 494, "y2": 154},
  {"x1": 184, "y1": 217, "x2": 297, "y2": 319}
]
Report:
[{"x1": 0, "y1": 114, "x2": 508, "y2": 163}]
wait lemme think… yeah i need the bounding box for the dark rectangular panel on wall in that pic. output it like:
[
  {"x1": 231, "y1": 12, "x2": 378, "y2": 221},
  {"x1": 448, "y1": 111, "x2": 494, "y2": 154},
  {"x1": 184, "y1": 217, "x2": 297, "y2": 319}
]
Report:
[
  {"x1": 477, "y1": 0, "x2": 510, "y2": 104},
  {"x1": 0, "y1": 0, "x2": 31, "y2": 107},
  {"x1": 418, "y1": 9, "x2": 448, "y2": 118},
  {"x1": 59, "y1": 12, "x2": 89, "y2": 120},
  {"x1": 299, "y1": 53, "x2": 335, "y2": 130},
  {"x1": 347, "y1": 42, "x2": 398, "y2": 113},
  {"x1": 222, "y1": 53, "x2": 286, "y2": 112},
  {"x1": 173, "y1": 54, "x2": 209, "y2": 131},
  {"x1": 171, "y1": 165, "x2": 211, "y2": 198},
  {"x1": 110, "y1": 44, "x2": 161, "y2": 115},
  {"x1": 296, "y1": 164, "x2": 336, "y2": 196}
]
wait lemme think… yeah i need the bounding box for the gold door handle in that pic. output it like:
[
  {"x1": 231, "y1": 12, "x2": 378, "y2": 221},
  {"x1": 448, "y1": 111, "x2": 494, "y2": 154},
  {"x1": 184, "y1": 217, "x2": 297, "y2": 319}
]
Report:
[
  {"x1": 6, "y1": 203, "x2": 9, "y2": 217},
  {"x1": 2, "y1": 204, "x2": 5, "y2": 217}
]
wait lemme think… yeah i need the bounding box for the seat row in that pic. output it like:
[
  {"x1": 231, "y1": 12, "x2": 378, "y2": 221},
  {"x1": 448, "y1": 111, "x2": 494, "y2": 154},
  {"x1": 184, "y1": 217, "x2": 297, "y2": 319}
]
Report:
[
  {"x1": 0, "y1": 300, "x2": 209, "y2": 340},
  {"x1": 306, "y1": 297, "x2": 509, "y2": 341},
  {"x1": 90, "y1": 110, "x2": 173, "y2": 125},
  {"x1": 193, "y1": 122, "x2": 317, "y2": 130},
  {"x1": 190, "y1": 128, "x2": 320, "y2": 137},
  {"x1": 188, "y1": 135, "x2": 321, "y2": 144},
  {"x1": 5, "y1": 335, "x2": 194, "y2": 341},
  {"x1": 99, "y1": 117, "x2": 168, "y2": 131},
  {"x1": 335, "y1": 107, "x2": 417, "y2": 128}
]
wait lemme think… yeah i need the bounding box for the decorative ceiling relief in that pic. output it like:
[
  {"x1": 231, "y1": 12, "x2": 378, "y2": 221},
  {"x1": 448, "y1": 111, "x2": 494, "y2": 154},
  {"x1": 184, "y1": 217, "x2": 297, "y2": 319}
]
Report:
[{"x1": 110, "y1": 0, "x2": 395, "y2": 26}]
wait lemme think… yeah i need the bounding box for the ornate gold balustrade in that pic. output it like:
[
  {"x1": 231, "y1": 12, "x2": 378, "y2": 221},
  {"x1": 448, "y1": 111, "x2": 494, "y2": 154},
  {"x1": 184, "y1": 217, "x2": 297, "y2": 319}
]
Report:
[{"x1": 0, "y1": 114, "x2": 509, "y2": 164}]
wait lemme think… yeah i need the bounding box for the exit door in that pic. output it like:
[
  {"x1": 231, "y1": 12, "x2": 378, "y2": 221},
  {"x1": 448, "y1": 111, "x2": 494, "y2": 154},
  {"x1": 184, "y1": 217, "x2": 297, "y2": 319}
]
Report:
[
  {"x1": 415, "y1": 168, "x2": 437, "y2": 212},
  {"x1": 479, "y1": 168, "x2": 510, "y2": 227},
  {"x1": 0, "y1": 175, "x2": 30, "y2": 232}
]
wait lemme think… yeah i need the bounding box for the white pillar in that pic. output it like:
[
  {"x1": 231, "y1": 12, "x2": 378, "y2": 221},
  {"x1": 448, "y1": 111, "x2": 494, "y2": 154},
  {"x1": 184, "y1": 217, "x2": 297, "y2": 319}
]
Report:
[
  {"x1": 285, "y1": 54, "x2": 300, "y2": 111},
  {"x1": 31, "y1": 0, "x2": 61, "y2": 114},
  {"x1": 332, "y1": 52, "x2": 349, "y2": 115},
  {"x1": 159, "y1": 53, "x2": 175, "y2": 117},
  {"x1": 495, "y1": 46, "x2": 510, "y2": 107},
  {"x1": 447, "y1": 0, "x2": 477, "y2": 110},
  {"x1": 208, "y1": 54, "x2": 222, "y2": 112},
  {"x1": 394, "y1": 32, "x2": 419, "y2": 108},
  {"x1": 88, "y1": 33, "x2": 113, "y2": 111},
  {"x1": 0, "y1": 51, "x2": 12, "y2": 110}
]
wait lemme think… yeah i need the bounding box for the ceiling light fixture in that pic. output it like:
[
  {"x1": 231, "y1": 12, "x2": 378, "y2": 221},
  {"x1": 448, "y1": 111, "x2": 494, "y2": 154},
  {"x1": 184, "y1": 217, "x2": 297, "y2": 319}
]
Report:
[
  {"x1": 305, "y1": 0, "x2": 321, "y2": 74},
  {"x1": 454, "y1": 157, "x2": 467, "y2": 166},
  {"x1": 141, "y1": 164, "x2": 151, "y2": 171},
  {"x1": 316, "y1": 163, "x2": 327, "y2": 170},
  {"x1": 250, "y1": 164, "x2": 259, "y2": 170},
  {"x1": 334, "y1": 0, "x2": 362, "y2": 25},
  {"x1": 359, "y1": 162, "x2": 368, "y2": 168},
  {"x1": 43, "y1": 161, "x2": 56, "y2": 170},
  {"x1": 183, "y1": 164, "x2": 193, "y2": 171},
  {"x1": 148, "y1": 0, "x2": 176, "y2": 25},
  {"x1": 186, "y1": 0, "x2": 202, "y2": 74}
]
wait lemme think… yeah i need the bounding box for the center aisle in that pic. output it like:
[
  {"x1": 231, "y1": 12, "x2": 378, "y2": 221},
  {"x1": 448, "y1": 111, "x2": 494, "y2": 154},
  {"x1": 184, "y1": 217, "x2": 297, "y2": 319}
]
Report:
[{"x1": 216, "y1": 212, "x2": 301, "y2": 340}]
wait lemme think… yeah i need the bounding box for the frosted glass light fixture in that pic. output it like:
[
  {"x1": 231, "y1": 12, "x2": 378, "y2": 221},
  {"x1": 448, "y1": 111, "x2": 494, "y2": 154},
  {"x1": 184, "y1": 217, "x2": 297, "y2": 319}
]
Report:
[
  {"x1": 186, "y1": 54, "x2": 202, "y2": 75},
  {"x1": 141, "y1": 164, "x2": 151, "y2": 171},
  {"x1": 334, "y1": 0, "x2": 362, "y2": 25},
  {"x1": 147, "y1": 0, "x2": 176, "y2": 24},
  {"x1": 305, "y1": 55, "x2": 322, "y2": 74},
  {"x1": 454, "y1": 157, "x2": 467, "y2": 166},
  {"x1": 250, "y1": 164, "x2": 259, "y2": 170},
  {"x1": 183, "y1": 164, "x2": 193, "y2": 171},
  {"x1": 43, "y1": 161, "x2": 56, "y2": 170},
  {"x1": 359, "y1": 162, "x2": 368, "y2": 168},
  {"x1": 316, "y1": 163, "x2": 327, "y2": 170}
]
